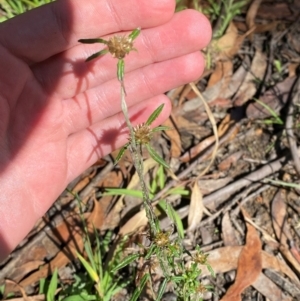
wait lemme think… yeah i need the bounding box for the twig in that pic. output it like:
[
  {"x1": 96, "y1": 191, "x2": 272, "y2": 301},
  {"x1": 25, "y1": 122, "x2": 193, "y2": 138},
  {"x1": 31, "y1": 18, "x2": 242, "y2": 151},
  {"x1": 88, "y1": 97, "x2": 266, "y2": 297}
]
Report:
[
  {"x1": 285, "y1": 75, "x2": 300, "y2": 177},
  {"x1": 203, "y1": 148, "x2": 292, "y2": 210},
  {"x1": 152, "y1": 123, "x2": 239, "y2": 203}
]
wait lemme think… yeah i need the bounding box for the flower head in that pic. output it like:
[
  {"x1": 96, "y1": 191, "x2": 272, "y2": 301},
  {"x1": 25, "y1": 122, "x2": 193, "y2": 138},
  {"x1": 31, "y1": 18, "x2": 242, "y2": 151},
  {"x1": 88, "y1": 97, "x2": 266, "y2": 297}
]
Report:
[{"x1": 107, "y1": 35, "x2": 135, "y2": 59}]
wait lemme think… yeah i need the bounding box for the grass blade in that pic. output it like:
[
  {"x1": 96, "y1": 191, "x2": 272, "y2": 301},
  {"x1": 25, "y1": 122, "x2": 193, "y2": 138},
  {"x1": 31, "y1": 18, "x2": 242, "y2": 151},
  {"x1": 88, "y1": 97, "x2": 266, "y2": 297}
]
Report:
[
  {"x1": 129, "y1": 274, "x2": 149, "y2": 301},
  {"x1": 77, "y1": 252, "x2": 99, "y2": 283},
  {"x1": 111, "y1": 254, "x2": 140, "y2": 273},
  {"x1": 46, "y1": 268, "x2": 58, "y2": 301}
]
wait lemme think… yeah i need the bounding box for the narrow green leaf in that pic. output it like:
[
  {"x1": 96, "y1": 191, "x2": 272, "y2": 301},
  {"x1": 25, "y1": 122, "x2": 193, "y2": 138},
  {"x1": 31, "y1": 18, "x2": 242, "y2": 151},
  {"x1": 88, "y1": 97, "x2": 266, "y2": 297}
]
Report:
[
  {"x1": 117, "y1": 59, "x2": 125, "y2": 82},
  {"x1": 253, "y1": 98, "x2": 283, "y2": 125},
  {"x1": 62, "y1": 295, "x2": 93, "y2": 301},
  {"x1": 114, "y1": 144, "x2": 128, "y2": 165},
  {"x1": 156, "y1": 278, "x2": 167, "y2": 301},
  {"x1": 104, "y1": 188, "x2": 154, "y2": 199},
  {"x1": 86, "y1": 49, "x2": 109, "y2": 62},
  {"x1": 146, "y1": 144, "x2": 169, "y2": 169},
  {"x1": 78, "y1": 38, "x2": 108, "y2": 44},
  {"x1": 93, "y1": 226, "x2": 103, "y2": 280},
  {"x1": 145, "y1": 104, "x2": 164, "y2": 126},
  {"x1": 111, "y1": 254, "x2": 140, "y2": 273},
  {"x1": 38, "y1": 277, "x2": 46, "y2": 295},
  {"x1": 151, "y1": 125, "x2": 172, "y2": 132},
  {"x1": 158, "y1": 200, "x2": 184, "y2": 239},
  {"x1": 129, "y1": 274, "x2": 149, "y2": 301},
  {"x1": 128, "y1": 27, "x2": 141, "y2": 41},
  {"x1": 157, "y1": 165, "x2": 165, "y2": 190},
  {"x1": 46, "y1": 268, "x2": 58, "y2": 301},
  {"x1": 206, "y1": 263, "x2": 216, "y2": 278},
  {"x1": 84, "y1": 239, "x2": 97, "y2": 275},
  {"x1": 144, "y1": 244, "x2": 156, "y2": 260},
  {"x1": 77, "y1": 252, "x2": 99, "y2": 283},
  {"x1": 168, "y1": 187, "x2": 190, "y2": 196}
]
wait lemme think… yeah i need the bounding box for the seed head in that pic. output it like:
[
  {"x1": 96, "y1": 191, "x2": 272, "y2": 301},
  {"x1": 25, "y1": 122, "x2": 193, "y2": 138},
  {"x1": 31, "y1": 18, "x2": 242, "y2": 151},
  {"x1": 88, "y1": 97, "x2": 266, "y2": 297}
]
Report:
[
  {"x1": 154, "y1": 231, "x2": 170, "y2": 248},
  {"x1": 132, "y1": 123, "x2": 152, "y2": 144},
  {"x1": 107, "y1": 35, "x2": 135, "y2": 59},
  {"x1": 193, "y1": 250, "x2": 209, "y2": 265}
]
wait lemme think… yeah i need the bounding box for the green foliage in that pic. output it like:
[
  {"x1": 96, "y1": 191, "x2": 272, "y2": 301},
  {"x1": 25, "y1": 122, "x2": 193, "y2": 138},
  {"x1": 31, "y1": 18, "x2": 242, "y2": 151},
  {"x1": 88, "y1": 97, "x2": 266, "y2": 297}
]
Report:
[
  {"x1": 253, "y1": 98, "x2": 284, "y2": 125},
  {"x1": 129, "y1": 274, "x2": 149, "y2": 301},
  {"x1": 210, "y1": 0, "x2": 248, "y2": 38},
  {"x1": 175, "y1": 0, "x2": 248, "y2": 39},
  {"x1": 158, "y1": 200, "x2": 184, "y2": 239},
  {"x1": 0, "y1": 0, "x2": 54, "y2": 21},
  {"x1": 103, "y1": 164, "x2": 214, "y2": 299},
  {"x1": 114, "y1": 104, "x2": 171, "y2": 168},
  {"x1": 79, "y1": 25, "x2": 215, "y2": 300},
  {"x1": 46, "y1": 268, "x2": 58, "y2": 301}
]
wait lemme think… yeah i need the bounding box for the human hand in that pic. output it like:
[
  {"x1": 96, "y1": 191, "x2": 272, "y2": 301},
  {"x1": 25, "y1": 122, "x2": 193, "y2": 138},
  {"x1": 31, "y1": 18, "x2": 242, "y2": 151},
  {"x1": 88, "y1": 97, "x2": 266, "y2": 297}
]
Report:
[{"x1": 0, "y1": 0, "x2": 211, "y2": 261}]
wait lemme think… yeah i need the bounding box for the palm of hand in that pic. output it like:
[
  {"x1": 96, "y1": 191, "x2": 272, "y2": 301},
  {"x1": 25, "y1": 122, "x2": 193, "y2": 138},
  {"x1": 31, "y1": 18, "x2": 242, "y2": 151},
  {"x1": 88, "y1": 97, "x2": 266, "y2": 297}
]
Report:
[{"x1": 0, "y1": 0, "x2": 211, "y2": 260}]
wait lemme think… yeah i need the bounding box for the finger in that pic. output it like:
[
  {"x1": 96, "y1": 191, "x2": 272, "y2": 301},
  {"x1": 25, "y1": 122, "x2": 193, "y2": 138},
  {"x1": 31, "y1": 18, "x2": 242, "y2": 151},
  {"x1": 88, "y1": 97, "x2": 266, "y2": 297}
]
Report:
[
  {"x1": 62, "y1": 51, "x2": 204, "y2": 135},
  {"x1": 66, "y1": 95, "x2": 171, "y2": 181},
  {"x1": 33, "y1": 10, "x2": 212, "y2": 99},
  {"x1": 0, "y1": 0, "x2": 175, "y2": 63}
]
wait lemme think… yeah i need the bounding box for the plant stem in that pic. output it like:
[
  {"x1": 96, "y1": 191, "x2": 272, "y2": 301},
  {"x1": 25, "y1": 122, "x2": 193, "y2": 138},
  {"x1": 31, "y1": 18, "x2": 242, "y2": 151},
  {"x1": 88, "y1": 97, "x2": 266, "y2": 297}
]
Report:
[{"x1": 120, "y1": 84, "x2": 158, "y2": 236}]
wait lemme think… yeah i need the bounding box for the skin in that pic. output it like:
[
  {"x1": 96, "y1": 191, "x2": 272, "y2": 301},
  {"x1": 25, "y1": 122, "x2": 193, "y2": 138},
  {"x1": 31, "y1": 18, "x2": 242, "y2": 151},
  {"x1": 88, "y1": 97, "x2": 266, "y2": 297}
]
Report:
[{"x1": 0, "y1": 0, "x2": 211, "y2": 261}]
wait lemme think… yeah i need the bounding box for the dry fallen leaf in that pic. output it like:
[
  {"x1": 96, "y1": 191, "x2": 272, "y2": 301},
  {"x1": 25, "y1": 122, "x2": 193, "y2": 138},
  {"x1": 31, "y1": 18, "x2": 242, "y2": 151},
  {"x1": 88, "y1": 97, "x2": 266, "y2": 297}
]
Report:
[
  {"x1": 188, "y1": 182, "x2": 204, "y2": 231},
  {"x1": 163, "y1": 116, "x2": 182, "y2": 158},
  {"x1": 271, "y1": 189, "x2": 292, "y2": 245},
  {"x1": 119, "y1": 209, "x2": 148, "y2": 236},
  {"x1": 233, "y1": 49, "x2": 267, "y2": 106},
  {"x1": 220, "y1": 208, "x2": 262, "y2": 301},
  {"x1": 207, "y1": 60, "x2": 233, "y2": 88},
  {"x1": 246, "y1": 0, "x2": 263, "y2": 40},
  {"x1": 246, "y1": 76, "x2": 296, "y2": 119},
  {"x1": 253, "y1": 273, "x2": 293, "y2": 301},
  {"x1": 222, "y1": 212, "x2": 239, "y2": 246},
  {"x1": 200, "y1": 246, "x2": 299, "y2": 286}
]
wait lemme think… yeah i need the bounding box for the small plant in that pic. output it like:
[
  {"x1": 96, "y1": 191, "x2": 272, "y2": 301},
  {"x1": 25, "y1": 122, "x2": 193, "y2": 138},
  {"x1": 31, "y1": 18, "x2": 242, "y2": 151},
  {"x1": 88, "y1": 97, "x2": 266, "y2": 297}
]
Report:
[
  {"x1": 176, "y1": 0, "x2": 248, "y2": 39},
  {"x1": 206, "y1": 0, "x2": 248, "y2": 39},
  {"x1": 114, "y1": 104, "x2": 171, "y2": 169},
  {"x1": 79, "y1": 28, "x2": 215, "y2": 300},
  {"x1": 253, "y1": 98, "x2": 284, "y2": 125}
]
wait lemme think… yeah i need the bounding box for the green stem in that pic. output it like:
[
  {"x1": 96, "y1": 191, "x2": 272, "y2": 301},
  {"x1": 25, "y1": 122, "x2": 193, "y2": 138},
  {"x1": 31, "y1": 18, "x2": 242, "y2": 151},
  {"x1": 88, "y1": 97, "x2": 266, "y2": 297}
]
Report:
[{"x1": 119, "y1": 83, "x2": 158, "y2": 236}]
